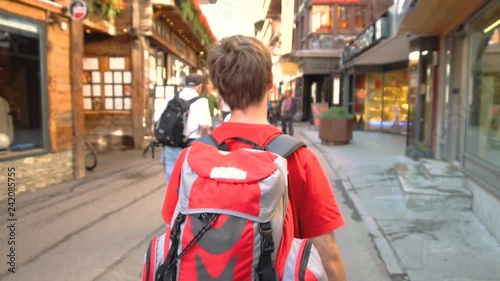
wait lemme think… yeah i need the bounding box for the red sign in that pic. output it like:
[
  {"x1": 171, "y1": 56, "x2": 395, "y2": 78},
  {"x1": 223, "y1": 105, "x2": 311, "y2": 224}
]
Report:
[
  {"x1": 312, "y1": 0, "x2": 360, "y2": 3},
  {"x1": 69, "y1": 0, "x2": 88, "y2": 21}
]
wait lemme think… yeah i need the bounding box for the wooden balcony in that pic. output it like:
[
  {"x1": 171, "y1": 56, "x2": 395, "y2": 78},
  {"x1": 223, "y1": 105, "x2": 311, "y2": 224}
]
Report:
[
  {"x1": 83, "y1": 14, "x2": 116, "y2": 36},
  {"x1": 152, "y1": 0, "x2": 216, "y2": 55}
]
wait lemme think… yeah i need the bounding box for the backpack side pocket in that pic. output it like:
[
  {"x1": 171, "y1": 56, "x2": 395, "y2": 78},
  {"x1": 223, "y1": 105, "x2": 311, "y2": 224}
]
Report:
[
  {"x1": 282, "y1": 239, "x2": 327, "y2": 281},
  {"x1": 142, "y1": 233, "x2": 168, "y2": 281}
]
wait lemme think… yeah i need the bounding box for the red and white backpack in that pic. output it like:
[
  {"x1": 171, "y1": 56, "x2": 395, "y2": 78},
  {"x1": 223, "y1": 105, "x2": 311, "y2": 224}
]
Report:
[{"x1": 142, "y1": 135, "x2": 327, "y2": 281}]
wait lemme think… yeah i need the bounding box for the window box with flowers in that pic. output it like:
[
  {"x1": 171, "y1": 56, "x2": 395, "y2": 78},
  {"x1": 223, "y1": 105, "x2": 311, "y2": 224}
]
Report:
[{"x1": 87, "y1": 0, "x2": 126, "y2": 20}]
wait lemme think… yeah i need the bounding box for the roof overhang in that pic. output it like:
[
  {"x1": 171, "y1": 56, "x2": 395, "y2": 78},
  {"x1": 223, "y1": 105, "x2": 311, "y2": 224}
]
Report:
[
  {"x1": 267, "y1": 0, "x2": 282, "y2": 20},
  {"x1": 152, "y1": 4, "x2": 209, "y2": 54},
  {"x1": 288, "y1": 49, "x2": 342, "y2": 58},
  {"x1": 398, "y1": 0, "x2": 487, "y2": 36},
  {"x1": 343, "y1": 35, "x2": 415, "y2": 68}
]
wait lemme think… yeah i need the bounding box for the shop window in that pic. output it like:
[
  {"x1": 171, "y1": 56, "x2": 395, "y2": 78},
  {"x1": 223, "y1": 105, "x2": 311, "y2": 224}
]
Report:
[
  {"x1": 310, "y1": 34, "x2": 334, "y2": 49},
  {"x1": 312, "y1": 5, "x2": 333, "y2": 33},
  {"x1": 0, "y1": 14, "x2": 46, "y2": 158},
  {"x1": 336, "y1": 5, "x2": 351, "y2": 32},
  {"x1": 83, "y1": 56, "x2": 132, "y2": 111},
  {"x1": 465, "y1": 7, "x2": 500, "y2": 168},
  {"x1": 353, "y1": 6, "x2": 366, "y2": 30},
  {"x1": 382, "y1": 70, "x2": 409, "y2": 134},
  {"x1": 363, "y1": 73, "x2": 383, "y2": 131}
]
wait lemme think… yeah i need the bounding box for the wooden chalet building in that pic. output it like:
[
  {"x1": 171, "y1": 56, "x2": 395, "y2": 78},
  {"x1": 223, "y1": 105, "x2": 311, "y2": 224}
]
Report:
[
  {"x1": 83, "y1": 0, "x2": 216, "y2": 152},
  {"x1": 0, "y1": 0, "x2": 215, "y2": 200}
]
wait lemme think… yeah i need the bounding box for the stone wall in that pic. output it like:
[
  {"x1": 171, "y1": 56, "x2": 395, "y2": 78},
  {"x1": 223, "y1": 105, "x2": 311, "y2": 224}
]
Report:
[
  {"x1": 469, "y1": 179, "x2": 500, "y2": 242},
  {"x1": 0, "y1": 150, "x2": 73, "y2": 201},
  {"x1": 84, "y1": 112, "x2": 134, "y2": 152}
]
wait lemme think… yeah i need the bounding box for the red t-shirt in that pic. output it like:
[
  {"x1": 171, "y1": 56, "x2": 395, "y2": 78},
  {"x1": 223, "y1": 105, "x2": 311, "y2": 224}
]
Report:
[{"x1": 161, "y1": 122, "x2": 345, "y2": 238}]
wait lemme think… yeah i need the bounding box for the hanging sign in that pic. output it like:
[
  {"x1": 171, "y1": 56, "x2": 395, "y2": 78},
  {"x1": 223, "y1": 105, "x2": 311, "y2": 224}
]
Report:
[{"x1": 69, "y1": 0, "x2": 88, "y2": 21}]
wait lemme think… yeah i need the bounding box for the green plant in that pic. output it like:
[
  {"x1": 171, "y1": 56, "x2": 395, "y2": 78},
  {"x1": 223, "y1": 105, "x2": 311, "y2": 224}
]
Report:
[
  {"x1": 88, "y1": 0, "x2": 126, "y2": 20},
  {"x1": 321, "y1": 106, "x2": 353, "y2": 119},
  {"x1": 176, "y1": 0, "x2": 215, "y2": 47}
]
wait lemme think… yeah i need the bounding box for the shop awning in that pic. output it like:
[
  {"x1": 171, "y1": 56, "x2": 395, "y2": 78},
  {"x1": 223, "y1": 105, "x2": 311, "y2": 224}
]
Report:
[
  {"x1": 398, "y1": 0, "x2": 486, "y2": 36},
  {"x1": 344, "y1": 35, "x2": 415, "y2": 67}
]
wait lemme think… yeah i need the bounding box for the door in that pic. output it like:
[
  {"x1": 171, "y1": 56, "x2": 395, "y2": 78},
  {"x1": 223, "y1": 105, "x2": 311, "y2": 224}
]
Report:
[{"x1": 441, "y1": 35, "x2": 464, "y2": 162}]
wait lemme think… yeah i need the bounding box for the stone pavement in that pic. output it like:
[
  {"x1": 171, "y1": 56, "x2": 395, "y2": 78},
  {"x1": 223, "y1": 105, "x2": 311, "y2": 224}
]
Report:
[{"x1": 301, "y1": 129, "x2": 500, "y2": 281}]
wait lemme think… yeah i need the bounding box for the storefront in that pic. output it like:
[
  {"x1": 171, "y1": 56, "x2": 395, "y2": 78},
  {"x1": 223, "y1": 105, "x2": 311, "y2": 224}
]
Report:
[
  {"x1": 353, "y1": 68, "x2": 409, "y2": 134},
  {"x1": 0, "y1": 0, "x2": 82, "y2": 199},
  {"x1": 399, "y1": 0, "x2": 500, "y2": 240},
  {"x1": 82, "y1": 1, "x2": 213, "y2": 151},
  {"x1": 461, "y1": 1, "x2": 500, "y2": 192},
  {"x1": 341, "y1": 14, "x2": 413, "y2": 135}
]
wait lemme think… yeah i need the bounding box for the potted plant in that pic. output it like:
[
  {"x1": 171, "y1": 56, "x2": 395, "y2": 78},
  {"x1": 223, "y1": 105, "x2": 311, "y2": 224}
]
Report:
[{"x1": 319, "y1": 106, "x2": 354, "y2": 145}]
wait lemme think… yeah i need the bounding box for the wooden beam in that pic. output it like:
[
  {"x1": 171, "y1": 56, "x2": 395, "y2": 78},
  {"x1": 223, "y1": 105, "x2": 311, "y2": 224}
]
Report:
[
  {"x1": 70, "y1": 18, "x2": 86, "y2": 179},
  {"x1": 131, "y1": 0, "x2": 145, "y2": 148},
  {"x1": 9, "y1": 0, "x2": 66, "y2": 15}
]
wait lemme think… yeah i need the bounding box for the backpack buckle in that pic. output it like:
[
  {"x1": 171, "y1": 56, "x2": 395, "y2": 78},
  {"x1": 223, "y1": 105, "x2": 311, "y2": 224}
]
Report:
[
  {"x1": 259, "y1": 222, "x2": 274, "y2": 254},
  {"x1": 261, "y1": 239, "x2": 275, "y2": 254}
]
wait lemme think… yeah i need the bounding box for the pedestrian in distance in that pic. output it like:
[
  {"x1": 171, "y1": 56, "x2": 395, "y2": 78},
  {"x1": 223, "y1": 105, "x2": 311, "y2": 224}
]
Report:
[
  {"x1": 267, "y1": 100, "x2": 279, "y2": 126},
  {"x1": 218, "y1": 96, "x2": 231, "y2": 120},
  {"x1": 159, "y1": 74, "x2": 211, "y2": 185},
  {"x1": 279, "y1": 90, "x2": 297, "y2": 135},
  {"x1": 201, "y1": 78, "x2": 220, "y2": 130},
  {"x1": 158, "y1": 35, "x2": 346, "y2": 281}
]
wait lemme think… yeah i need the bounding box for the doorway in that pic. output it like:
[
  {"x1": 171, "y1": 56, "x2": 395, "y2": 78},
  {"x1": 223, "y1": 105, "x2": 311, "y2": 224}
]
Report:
[{"x1": 440, "y1": 34, "x2": 464, "y2": 162}]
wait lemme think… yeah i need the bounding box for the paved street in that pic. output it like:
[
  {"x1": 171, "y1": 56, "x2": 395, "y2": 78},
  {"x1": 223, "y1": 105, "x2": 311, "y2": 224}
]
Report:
[
  {"x1": 301, "y1": 129, "x2": 500, "y2": 281},
  {"x1": 1, "y1": 125, "x2": 499, "y2": 281},
  {"x1": 0, "y1": 125, "x2": 394, "y2": 281},
  {"x1": 0, "y1": 153, "x2": 166, "y2": 281}
]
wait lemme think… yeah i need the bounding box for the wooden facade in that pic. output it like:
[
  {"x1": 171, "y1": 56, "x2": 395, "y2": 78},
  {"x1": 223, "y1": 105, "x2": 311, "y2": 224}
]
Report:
[
  {"x1": 0, "y1": 0, "x2": 84, "y2": 199},
  {"x1": 0, "y1": 0, "x2": 214, "y2": 200},
  {"x1": 83, "y1": 0, "x2": 212, "y2": 151}
]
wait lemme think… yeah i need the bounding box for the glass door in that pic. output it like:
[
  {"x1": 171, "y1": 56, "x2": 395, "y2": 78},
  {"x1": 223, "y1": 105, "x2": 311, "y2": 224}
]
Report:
[{"x1": 441, "y1": 35, "x2": 464, "y2": 162}]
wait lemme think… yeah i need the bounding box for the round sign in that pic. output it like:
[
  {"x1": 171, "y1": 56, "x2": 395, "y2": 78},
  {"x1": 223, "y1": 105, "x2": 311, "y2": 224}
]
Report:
[{"x1": 69, "y1": 0, "x2": 88, "y2": 21}]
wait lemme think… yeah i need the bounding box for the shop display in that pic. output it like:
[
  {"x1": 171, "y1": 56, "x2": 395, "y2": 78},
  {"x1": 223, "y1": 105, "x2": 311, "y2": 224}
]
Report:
[
  {"x1": 355, "y1": 70, "x2": 409, "y2": 135},
  {"x1": 364, "y1": 73, "x2": 383, "y2": 131},
  {"x1": 382, "y1": 70, "x2": 409, "y2": 134}
]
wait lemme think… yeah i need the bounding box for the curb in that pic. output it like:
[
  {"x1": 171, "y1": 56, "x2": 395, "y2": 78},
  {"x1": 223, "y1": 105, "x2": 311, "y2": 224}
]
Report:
[{"x1": 299, "y1": 132, "x2": 409, "y2": 278}]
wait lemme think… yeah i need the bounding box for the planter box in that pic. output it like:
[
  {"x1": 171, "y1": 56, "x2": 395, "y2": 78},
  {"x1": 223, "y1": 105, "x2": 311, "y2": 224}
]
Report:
[{"x1": 319, "y1": 118, "x2": 353, "y2": 145}]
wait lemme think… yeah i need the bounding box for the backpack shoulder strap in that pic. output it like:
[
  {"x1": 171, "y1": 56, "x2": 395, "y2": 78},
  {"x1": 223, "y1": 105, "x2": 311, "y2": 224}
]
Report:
[
  {"x1": 194, "y1": 135, "x2": 219, "y2": 147},
  {"x1": 187, "y1": 96, "x2": 203, "y2": 104},
  {"x1": 196, "y1": 134, "x2": 305, "y2": 158},
  {"x1": 265, "y1": 134, "x2": 306, "y2": 158}
]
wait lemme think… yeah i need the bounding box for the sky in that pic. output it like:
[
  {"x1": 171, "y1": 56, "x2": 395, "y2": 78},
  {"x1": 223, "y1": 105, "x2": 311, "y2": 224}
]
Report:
[{"x1": 200, "y1": 0, "x2": 265, "y2": 40}]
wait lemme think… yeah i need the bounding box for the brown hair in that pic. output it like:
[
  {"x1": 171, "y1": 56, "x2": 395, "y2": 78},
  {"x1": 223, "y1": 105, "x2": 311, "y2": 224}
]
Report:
[{"x1": 207, "y1": 35, "x2": 272, "y2": 110}]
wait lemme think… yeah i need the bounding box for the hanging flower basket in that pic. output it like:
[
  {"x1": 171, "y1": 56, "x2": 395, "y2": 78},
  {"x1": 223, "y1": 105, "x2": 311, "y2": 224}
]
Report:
[{"x1": 87, "y1": 0, "x2": 126, "y2": 20}]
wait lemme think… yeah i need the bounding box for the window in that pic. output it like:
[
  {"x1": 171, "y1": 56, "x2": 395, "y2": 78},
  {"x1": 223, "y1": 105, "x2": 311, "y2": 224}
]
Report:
[
  {"x1": 466, "y1": 16, "x2": 500, "y2": 168},
  {"x1": 353, "y1": 6, "x2": 366, "y2": 29},
  {"x1": 336, "y1": 5, "x2": 351, "y2": 31},
  {"x1": 0, "y1": 13, "x2": 47, "y2": 157},
  {"x1": 83, "y1": 56, "x2": 132, "y2": 111},
  {"x1": 310, "y1": 34, "x2": 334, "y2": 49},
  {"x1": 312, "y1": 5, "x2": 333, "y2": 33}
]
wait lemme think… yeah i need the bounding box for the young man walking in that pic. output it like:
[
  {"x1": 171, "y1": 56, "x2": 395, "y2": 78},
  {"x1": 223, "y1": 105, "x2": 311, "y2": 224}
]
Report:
[
  {"x1": 161, "y1": 74, "x2": 211, "y2": 184},
  {"x1": 161, "y1": 36, "x2": 346, "y2": 280}
]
